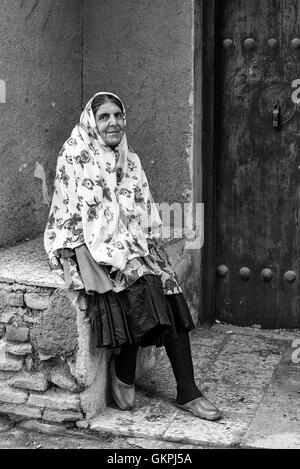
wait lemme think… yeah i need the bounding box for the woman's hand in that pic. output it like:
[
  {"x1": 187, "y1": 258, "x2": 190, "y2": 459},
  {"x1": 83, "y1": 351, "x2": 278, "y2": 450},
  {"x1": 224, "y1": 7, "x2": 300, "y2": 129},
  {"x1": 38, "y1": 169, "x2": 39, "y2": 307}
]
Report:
[{"x1": 49, "y1": 255, "x2": 65, "y2": 281}]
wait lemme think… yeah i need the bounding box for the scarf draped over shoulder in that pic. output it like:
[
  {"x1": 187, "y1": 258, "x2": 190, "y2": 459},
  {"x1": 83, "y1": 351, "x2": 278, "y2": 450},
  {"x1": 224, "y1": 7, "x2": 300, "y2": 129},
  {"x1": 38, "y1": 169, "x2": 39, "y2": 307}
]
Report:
[{"x1": 44, "y1": 92, "x2": 162, "y2": 272}]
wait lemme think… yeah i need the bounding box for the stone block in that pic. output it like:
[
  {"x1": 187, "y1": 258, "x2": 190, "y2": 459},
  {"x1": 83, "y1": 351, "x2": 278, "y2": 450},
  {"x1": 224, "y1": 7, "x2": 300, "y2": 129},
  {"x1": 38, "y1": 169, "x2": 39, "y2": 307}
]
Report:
[
  {"x1": 38, "y1": 351, "x2": 54, "y2": 361},
  {"x1": 17, "y1": 420, "x2": 67, "y2": 435},
  {"x1": 68, "y1": 308, "x2": 103, "y2": 388},
  {"x1": 11, "y1": 285, "x2": 27, "y2": 293},
  {"x1": 0, "y1": 355, "x2": 23, "y2": 372},
  {"x1": 0, "y1": 326, "x2": 5, "y2": 339},
  {"x1": 0, "y1": 277, "x2": 14, "y2": 285},
  {"x1": 24, "y1": 293, "x2": 50, "y2": 311},
  {"x1": 5, "y1": 342, "x2": 32, "y2": 356},
  {"x1": 28, "y1": 390, "x2": 80, "y2": 411},
  {"x1": 5, "y1": 326, "x2": 29, "y2": 343},
  {"x1": 79, "y1": 350, "x2": 112, "y2": 418},
  {"x1": 43, "y1": 409, "x2": 83, "y2": 423},
  {"x1": 24, "y1": 316, "x2": 38, "y2": 324},
  {"x1": 76, "y1": 419, "x2": 89, "y2": 429},
  {"x1": 9, "y1": 372, "x2": 49, "y2": 392},
  {"x1": 0, "y1": 403, "x2": 42, "y2": 420},
  {"x1": 30, "y1": 290, "x2": 78, "y2": 357},
  {"x1": 0, "y1": 291, "x2": 6, "y2": 311},
  {"x1": 0, "y1": 416, "x2": 11, "y2": 433},
  {"x1": 0, "y1": 371, "x2": 17, "y2": 383},
  {"x1": 0, "y1": 309, "x2": 16, "y2": 324},
  {"x1": 50, "y1": 365, "x2": 79, "y2": 393},
  {"x1": 25, "y1": 356, "x2": 34, "y2": 372},
  {"x1": 0, "y1": 386, "x2": 28, "y2": 404},
  {"x1": 5, "y1": 293, "x2": 24, "y2": 308}
]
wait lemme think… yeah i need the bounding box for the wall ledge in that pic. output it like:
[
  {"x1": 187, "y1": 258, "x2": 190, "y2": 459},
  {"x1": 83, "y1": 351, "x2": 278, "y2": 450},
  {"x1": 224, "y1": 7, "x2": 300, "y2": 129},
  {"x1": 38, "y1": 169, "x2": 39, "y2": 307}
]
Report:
[
  {"x1": 0, "y1": 234, "x2": 192, "y2": 290},
  {"x1": 0, "y1": 233, "x2": 197, "y2": 425}
]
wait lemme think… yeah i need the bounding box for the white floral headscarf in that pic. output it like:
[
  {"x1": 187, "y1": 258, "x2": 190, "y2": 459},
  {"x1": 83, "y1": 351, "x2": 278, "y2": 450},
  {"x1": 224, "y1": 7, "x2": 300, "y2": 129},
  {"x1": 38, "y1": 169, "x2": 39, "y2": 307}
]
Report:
[{"x1": 44, "y1": 92, "x2": 162, "y2": 271}]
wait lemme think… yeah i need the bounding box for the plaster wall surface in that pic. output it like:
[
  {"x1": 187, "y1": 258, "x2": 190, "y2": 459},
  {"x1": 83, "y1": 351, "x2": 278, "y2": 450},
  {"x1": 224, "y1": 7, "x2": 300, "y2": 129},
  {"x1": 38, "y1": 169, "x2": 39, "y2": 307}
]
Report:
[
  {"x1": 0, "y1": 0, "x2": 195, "y2": 245},
  {"x1": 0, "y1": 0, "x2": 82, "y2": 247},
  {"x1": 83, "y1": 0, "x2": 194, "y2": 205},
  {"x1": 0, "y1": 1, "x2": 201, "y2": 319}
]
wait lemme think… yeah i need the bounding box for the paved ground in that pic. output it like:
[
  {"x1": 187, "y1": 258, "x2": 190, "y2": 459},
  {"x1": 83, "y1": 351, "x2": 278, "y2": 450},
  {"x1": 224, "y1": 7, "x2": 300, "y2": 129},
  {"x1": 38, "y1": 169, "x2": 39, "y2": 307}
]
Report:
[{"x1": 0, "y1": 323, "x2": 300, "y2": 449}]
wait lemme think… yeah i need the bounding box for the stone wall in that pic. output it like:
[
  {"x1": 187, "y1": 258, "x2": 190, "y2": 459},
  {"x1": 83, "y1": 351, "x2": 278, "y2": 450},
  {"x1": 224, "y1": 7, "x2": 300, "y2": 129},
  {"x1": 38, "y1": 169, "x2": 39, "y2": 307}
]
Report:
[
  {"x1": 0, "y1": 284, "x2": 88, "y2": 423},
  {"x1": 0, "y1": 236, "x2": 192, "y2": 425},
  {"x1": 0, "y1": 282, "x2": 148, "y2": 424}
]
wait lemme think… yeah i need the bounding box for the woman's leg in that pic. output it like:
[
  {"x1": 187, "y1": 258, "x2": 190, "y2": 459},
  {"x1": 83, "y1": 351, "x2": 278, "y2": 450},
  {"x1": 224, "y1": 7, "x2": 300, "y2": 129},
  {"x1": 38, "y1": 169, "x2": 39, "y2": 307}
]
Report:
[
  {"x1": 114, "y1": 342, "x2": 139, "y2": 385},
  {"x1": 164, "y1": 331, "x2": 202, "y2": 405},
  {"x1": 165, "y1": 331, "x2": 221, "y2": 420}
]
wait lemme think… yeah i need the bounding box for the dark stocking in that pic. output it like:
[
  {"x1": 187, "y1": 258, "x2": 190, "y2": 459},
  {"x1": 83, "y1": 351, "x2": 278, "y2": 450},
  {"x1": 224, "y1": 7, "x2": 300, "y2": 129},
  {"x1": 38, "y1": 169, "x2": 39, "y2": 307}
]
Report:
[
  {"x1": 165, "y1": 331, "x2": 203, "y2": 405},
  {"x1": 114, "y1": 343, "x2": 139, "y2": 385}
]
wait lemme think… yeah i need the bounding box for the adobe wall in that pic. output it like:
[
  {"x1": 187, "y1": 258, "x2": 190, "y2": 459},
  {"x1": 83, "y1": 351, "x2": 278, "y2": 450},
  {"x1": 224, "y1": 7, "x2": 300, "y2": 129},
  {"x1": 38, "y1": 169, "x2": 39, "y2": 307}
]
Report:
[
  {"x1": 0, "y1": 0, "x2": 202, "y2": 320},
  {"x1": 83, "y1": 0, "x2": 194, "y2": 206},
  {"x1": 0, "y1": 0, "x2": 82, "y2": 247}
]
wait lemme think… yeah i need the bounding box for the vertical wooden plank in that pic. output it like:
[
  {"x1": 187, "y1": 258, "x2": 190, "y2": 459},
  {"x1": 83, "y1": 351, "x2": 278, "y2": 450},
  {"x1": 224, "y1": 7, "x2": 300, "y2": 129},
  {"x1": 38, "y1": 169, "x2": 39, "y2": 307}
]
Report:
[{"x1": 215, "y1": 0, "x2": 300, "y2": 327}]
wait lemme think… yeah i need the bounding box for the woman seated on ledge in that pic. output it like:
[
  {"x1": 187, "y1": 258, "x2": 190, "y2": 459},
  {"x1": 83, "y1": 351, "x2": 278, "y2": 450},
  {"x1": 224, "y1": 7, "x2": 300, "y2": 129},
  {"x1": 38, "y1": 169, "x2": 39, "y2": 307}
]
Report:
[{"x1": 44, "y1": 92, "x2": 221, "y2": 421}]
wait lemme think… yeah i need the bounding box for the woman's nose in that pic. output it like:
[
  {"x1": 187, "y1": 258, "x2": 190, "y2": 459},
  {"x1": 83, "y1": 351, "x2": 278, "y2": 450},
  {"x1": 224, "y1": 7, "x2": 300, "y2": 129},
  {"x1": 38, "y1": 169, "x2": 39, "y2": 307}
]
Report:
[{"x1": 108, "y1": 114, "x2": 117, "y2": 125}]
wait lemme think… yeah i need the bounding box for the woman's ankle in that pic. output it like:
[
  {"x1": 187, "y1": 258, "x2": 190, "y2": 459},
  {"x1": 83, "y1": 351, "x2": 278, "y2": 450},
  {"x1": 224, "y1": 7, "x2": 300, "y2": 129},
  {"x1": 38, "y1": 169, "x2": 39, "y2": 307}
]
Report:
[
  {"x1": 176, "y1": 386, "x2": 203, "y2": 406},
  {"x1": 114, "y1": 344, "x2": 139, "y2": 385}
]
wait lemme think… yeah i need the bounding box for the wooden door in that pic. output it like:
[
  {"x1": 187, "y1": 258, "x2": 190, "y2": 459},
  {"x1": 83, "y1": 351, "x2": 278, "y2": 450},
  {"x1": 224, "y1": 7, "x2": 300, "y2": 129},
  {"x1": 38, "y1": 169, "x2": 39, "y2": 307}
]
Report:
[{"x1": 215, "y1": 0, "x2": 300, "y2": 328}]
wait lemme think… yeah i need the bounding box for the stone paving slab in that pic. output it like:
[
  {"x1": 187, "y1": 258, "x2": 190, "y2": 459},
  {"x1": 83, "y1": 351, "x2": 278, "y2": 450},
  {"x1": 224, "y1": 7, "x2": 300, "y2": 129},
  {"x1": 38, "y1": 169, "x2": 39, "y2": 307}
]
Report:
[
  {"x1": 201, "y1": 333, "x2": 285, "y2": 390},
  {"x1": 136, "y1": 345, "x2": 219, "y2": 402},
  {"x1": 126, "y1": 437, "x2": 199, "y2": 449},
  {"x1": 84, "y1": 390, "x2": 250, "y2": 447},
  {"x1": 82, "y1": 325, "x2": 295, "y2": 448},
  {"x1": 213, "y1": 323, "x2": 300, "y2": 342},
  {"x1": 162, "y1": 331, "x2": 287, "y2": 447},
  {"x1": 88, "y1": 393, "x2": 177, "y2": 439},
  {"x1": 240, "y1": 340, "x2": 300, "y2": 449},
  {"x1": 162, "y1": 409, "x2": 248, "y2": 447},
  {"x1": 241, "y1": 379, "x2": 300, "y2": 449},
  {"x1": 0, "y1": 324, "x2": 295, "y2": 448}
]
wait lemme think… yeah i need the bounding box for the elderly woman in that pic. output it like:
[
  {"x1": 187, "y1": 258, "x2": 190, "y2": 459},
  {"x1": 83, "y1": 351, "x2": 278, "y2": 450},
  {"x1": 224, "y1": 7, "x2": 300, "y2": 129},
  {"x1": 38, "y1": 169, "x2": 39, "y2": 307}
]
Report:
[{"x1": 44, "y1": 92, "x2": 221, "y2": 421}]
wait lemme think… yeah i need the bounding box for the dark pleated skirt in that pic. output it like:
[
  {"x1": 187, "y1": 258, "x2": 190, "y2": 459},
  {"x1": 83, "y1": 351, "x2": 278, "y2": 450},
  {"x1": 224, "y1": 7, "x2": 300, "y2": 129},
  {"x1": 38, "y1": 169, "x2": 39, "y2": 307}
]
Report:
[{"x1": 88, "y1": 274, "x2": 195, "y2": 349}]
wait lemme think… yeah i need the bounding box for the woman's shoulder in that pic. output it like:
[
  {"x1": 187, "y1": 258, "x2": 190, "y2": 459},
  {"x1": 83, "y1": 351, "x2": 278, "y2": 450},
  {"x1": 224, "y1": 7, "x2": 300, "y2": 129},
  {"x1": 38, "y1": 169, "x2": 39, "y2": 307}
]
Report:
[
  {"x1": 128, "y1": 146, "x2": 141, "y2": 169},
  {"x1": 57, "y1": 128, "x2": 85, "y2": 162}
]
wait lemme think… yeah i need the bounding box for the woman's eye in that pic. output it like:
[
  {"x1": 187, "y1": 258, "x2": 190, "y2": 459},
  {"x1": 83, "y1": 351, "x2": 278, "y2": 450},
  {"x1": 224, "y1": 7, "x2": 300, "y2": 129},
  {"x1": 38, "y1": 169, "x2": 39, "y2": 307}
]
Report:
[
  {"x1": 99, "y1": 114, "x2": 109, "y2": 121},
  {"x1": 98, "y1": 112, "x2": 124, "y2": 122}
]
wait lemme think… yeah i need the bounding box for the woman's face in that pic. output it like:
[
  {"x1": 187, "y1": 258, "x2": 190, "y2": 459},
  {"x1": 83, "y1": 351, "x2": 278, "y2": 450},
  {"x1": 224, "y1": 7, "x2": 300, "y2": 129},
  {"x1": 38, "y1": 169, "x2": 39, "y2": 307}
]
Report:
[{"x1": 95, "y1": 102, "x2": 125, "y2": 148}]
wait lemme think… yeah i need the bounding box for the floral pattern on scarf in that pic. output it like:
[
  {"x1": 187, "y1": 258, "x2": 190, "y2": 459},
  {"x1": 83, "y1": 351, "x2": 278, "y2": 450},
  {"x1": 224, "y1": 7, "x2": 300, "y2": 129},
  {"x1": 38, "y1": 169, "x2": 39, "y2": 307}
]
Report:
[
  {"x1": 44, "y1": 92, "x2": 162, "y2": 272},
  {"x1": 44, "y1": 92, "x2": 182, "y2": 294},
  {"x1": 111, "y1": 239, "x2": 182, "y2": 294}
]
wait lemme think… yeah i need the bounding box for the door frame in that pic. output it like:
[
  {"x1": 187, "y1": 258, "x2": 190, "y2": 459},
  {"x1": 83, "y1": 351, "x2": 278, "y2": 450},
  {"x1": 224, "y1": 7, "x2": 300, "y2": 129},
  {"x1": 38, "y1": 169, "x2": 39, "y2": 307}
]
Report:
[{"x1": 200, "y1": 0, "x2": 218, "y2": 323}]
